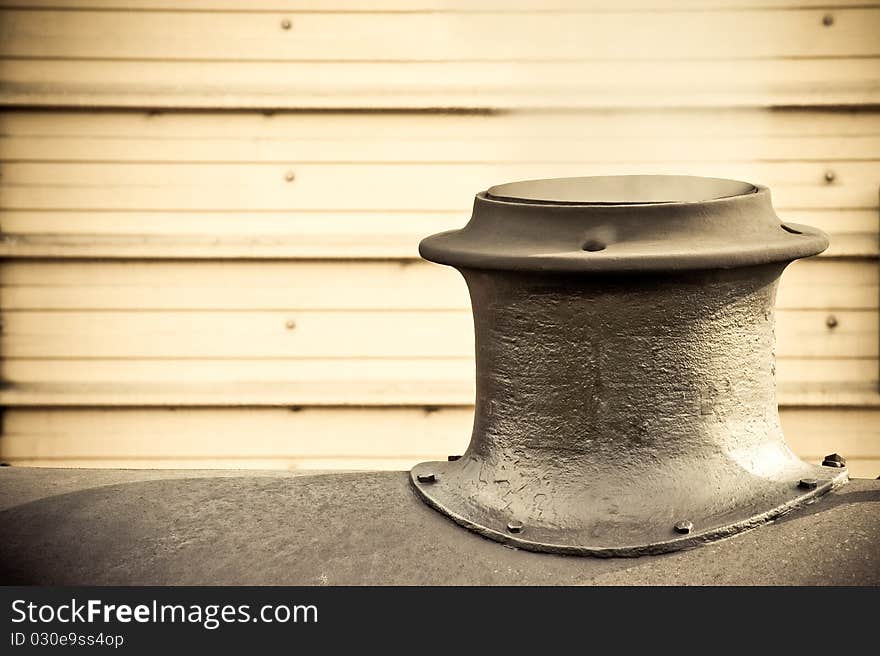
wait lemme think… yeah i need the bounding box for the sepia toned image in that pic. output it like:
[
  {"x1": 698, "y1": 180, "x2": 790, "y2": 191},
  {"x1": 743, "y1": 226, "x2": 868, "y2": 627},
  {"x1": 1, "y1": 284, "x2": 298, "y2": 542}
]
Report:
[{"x1": 0, "y1": 0, "x2": 878, "y2": 597}]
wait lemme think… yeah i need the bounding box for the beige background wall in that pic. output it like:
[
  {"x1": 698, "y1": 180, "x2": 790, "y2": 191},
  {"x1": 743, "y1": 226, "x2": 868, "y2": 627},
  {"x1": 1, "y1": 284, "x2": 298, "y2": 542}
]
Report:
[{"x1": 0, "y1": 1, "x2": 877, "y2": 476}]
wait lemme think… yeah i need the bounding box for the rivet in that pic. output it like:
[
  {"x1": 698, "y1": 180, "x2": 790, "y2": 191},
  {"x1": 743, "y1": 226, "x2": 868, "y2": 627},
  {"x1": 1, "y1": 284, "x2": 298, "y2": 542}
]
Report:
[
  {"x1": 281, "y1": 18, "x2": 292, "y2": 30},
  {"x1": 823, "y1": 170, "x2": 836, "y2": 183},
  {"x1": 506, "y1": 521, "x2": 524, "y2": 534},
  {"x1": 825, "y1": 314, "x2": 838, "y2": 329},
  {"x1": 798, "y1": 478, "x2": 819, "y2": 490},
  {"x1": 416, "y1": 473, "x2": 436, "y2": 483},
  {"x1": 673, "y1": 520, "x2": 693, "y2": 534},
  {"x1": 285, "y1": 320, "x2": 296, "y2": 330},
  {"x1": 284, "y1": 170, "x2": 295, "y2": 182},
  {"x1": 822, "y1": 453, "x2": 846, "y2": 468},
  {"x1": 447, "y1": 455, "x2": 462, "y2": 461},
  {"x1": 822, "y1": 14, "x2": 834, "y2": 27}
]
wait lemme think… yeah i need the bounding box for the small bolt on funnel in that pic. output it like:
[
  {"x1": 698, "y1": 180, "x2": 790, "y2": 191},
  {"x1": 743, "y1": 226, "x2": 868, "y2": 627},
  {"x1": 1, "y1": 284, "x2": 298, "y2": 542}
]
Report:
[{"x1": 410, "y1": 175, "x2": 848, "y2": 557}]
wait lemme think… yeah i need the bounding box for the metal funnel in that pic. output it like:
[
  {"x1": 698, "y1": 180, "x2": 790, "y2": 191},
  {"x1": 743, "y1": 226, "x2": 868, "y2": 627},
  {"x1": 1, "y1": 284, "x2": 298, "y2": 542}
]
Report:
[{"x1": 411, "y1": 175, "x2": 847, "y2": 557}]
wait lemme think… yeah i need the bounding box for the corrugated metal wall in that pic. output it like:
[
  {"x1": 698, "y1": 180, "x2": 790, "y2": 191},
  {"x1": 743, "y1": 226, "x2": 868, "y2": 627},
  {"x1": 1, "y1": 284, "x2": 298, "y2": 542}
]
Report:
[{"x1": 0, "y1": 1, "x2": 878, "y2": 476}]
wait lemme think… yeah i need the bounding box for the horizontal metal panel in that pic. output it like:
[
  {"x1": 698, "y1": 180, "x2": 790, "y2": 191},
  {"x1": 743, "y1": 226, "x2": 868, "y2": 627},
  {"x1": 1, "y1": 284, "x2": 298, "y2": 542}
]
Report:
[
  {"x1": 3, "y1": 9, "x2": 878, "y2": 61},
  {"x1": 0, "y1": 210, "x2": 874, "y2": 259},
  {"x1": 2, "y1": 161, "x2": 877, "y2": 210},
  {"x1": 0, "y1": 309, "x2": 874, "y2": 358},
  {"x1": 0, "y1": 259, "x2": 875, "y2": 310},
  {"x1": 2, "y1": 5, "x2": 877, "y2": 108},
  {"x1": 4, "y1": 129, "x2": 880, "y2": 164},
  {"x1": 6, "y1": 108, "x2": 879, "y2": 138},
  {"x1": 3, "y1": 58, "x2": 878, "y2": 108},
  {"x1": 2, "y1": 110, "x2": 874, "y2": 256},
  {"x1": 6, "y1": 132, "x2": 880, "y2": 163},
  {"x1": 0, "y1": 357, "x2": 874, "y2": 407},
  {"x1": 0, "y1": 1, "x2": 865, "y2": 12},
  {"x1": 0, "y1": 406, "x2": 876, "y2": 479}
]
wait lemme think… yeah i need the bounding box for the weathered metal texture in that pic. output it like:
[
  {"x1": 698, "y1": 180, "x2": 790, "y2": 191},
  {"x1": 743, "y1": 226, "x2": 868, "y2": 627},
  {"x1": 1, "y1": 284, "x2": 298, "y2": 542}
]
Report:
[
  {"x1": 0, "y1": 469, "x2": 878, "y2": 586},
  {"x1": 411, "y1": 175, "x2": 846, "y2": 556}
]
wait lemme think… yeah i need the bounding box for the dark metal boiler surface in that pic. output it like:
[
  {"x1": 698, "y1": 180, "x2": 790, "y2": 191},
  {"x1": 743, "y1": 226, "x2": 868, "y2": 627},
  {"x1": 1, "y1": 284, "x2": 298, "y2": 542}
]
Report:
[
  {"x1": 1, "y1": 175, "x2": 877, "y2": 585},
  {"x1": 0, "y1": 469, "x2": 877, "y2": 585}
]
